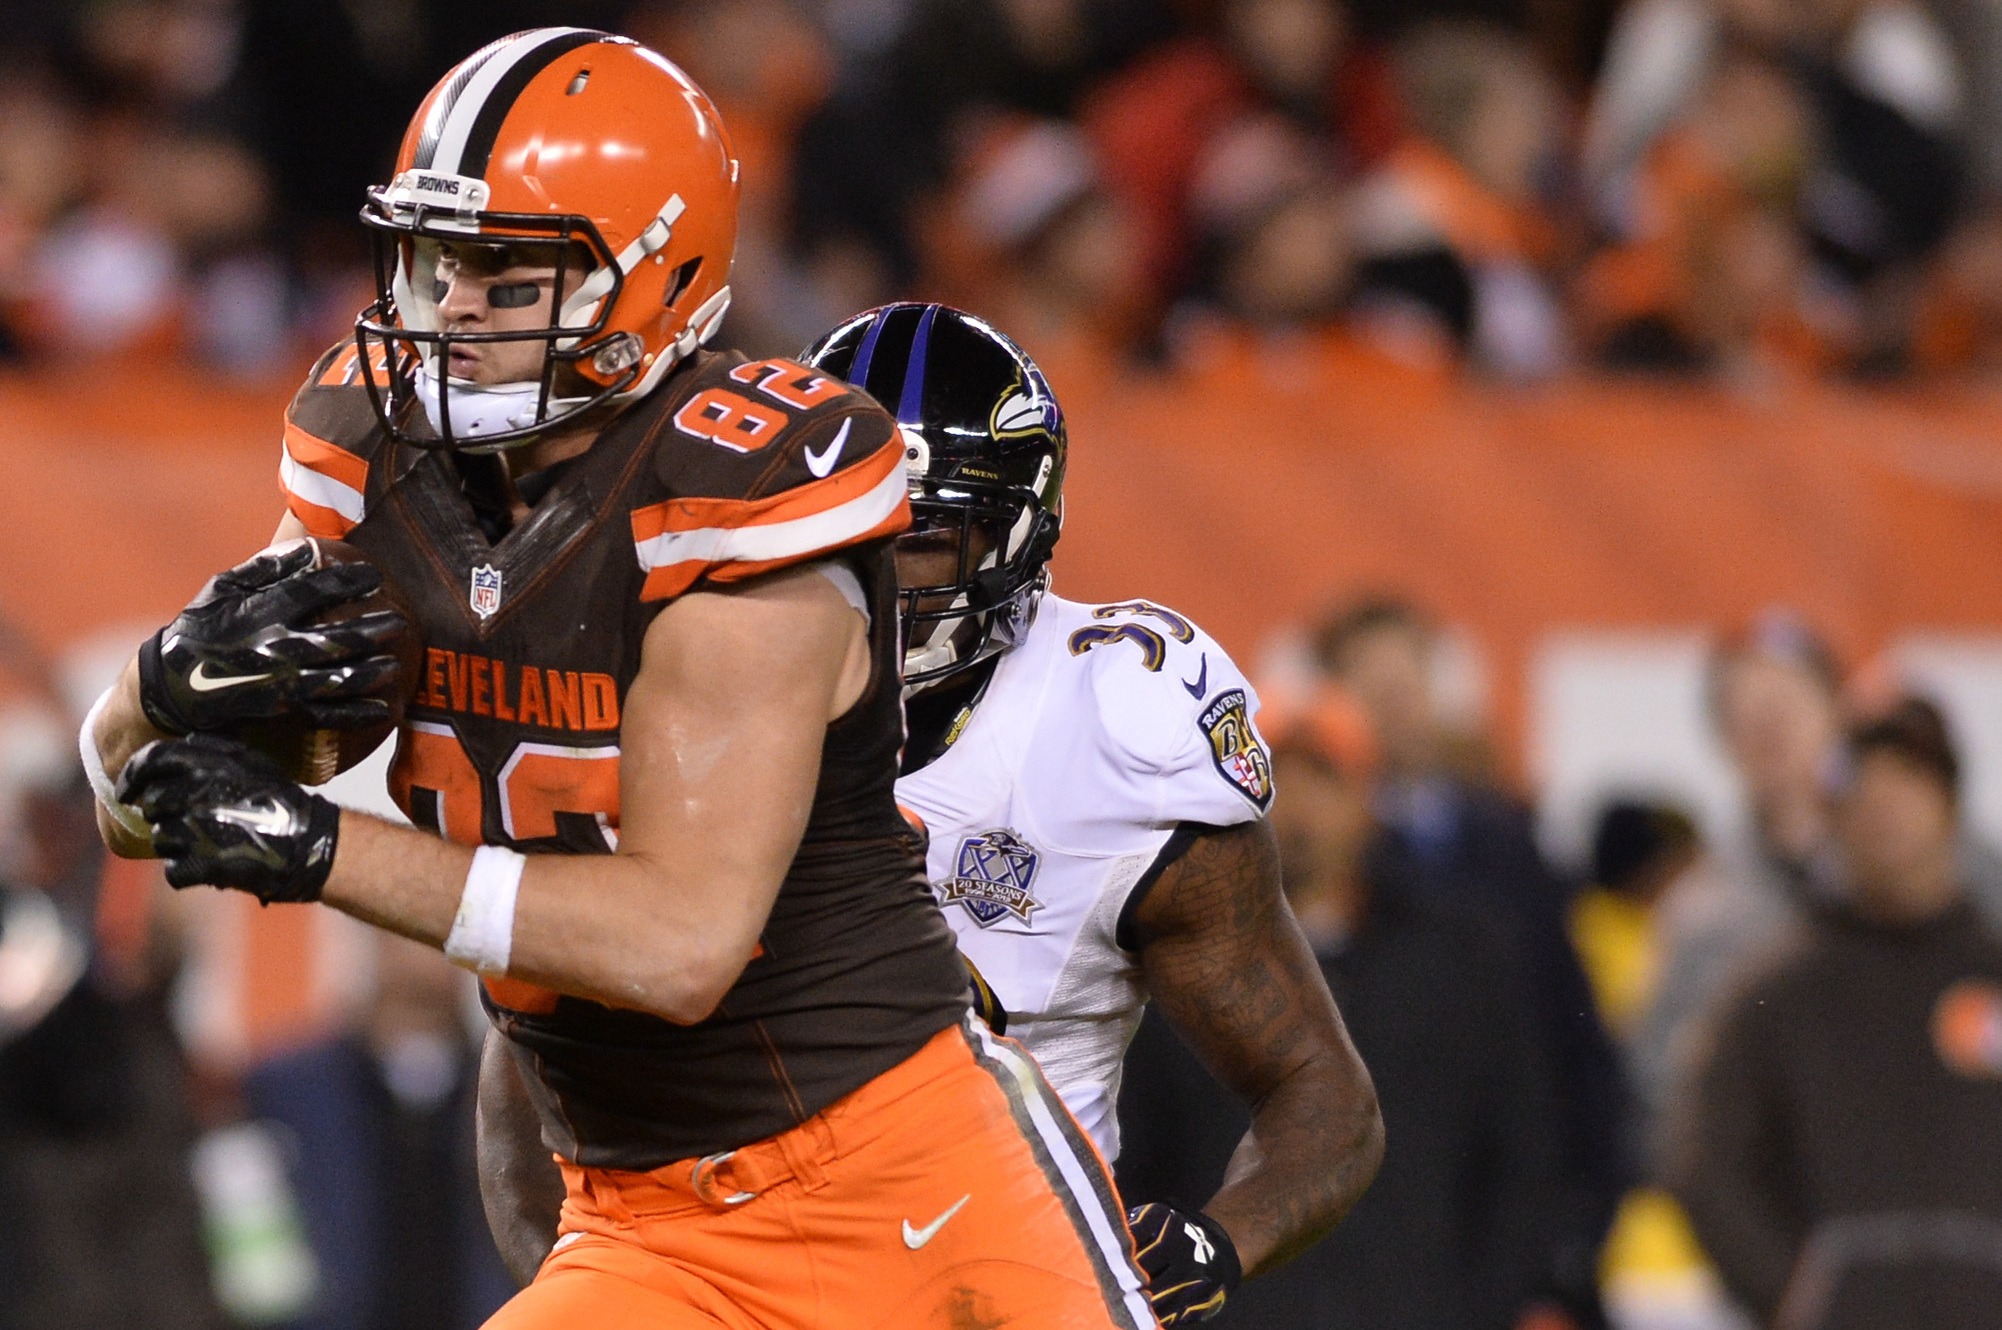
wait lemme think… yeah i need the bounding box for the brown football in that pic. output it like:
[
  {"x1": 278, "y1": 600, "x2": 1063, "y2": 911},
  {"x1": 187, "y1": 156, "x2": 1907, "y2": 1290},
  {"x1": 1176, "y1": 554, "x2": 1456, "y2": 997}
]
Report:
[{"x1": 230, "y1": 537, "x2": 422, "y2": 786}]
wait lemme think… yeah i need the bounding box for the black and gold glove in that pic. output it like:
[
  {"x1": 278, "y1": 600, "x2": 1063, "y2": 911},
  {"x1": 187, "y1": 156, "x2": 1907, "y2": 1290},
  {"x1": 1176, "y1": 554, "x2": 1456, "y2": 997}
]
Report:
[
  {"x1": 1127, "y1": 1202, "x2": 1241, "y2": 1325},
  {"x1": 963, "y1": 952, "x2": 1008, "y2": 1034},
  {"x1": 117, "y1": 735, "x2": 341, "y2": 904}
]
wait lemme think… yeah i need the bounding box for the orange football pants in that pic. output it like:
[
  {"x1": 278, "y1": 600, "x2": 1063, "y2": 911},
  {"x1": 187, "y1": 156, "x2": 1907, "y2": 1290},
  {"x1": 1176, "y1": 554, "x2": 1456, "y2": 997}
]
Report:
[{"x1": 483, "y1": 1018, "x2": 1159, "y2": 1329}]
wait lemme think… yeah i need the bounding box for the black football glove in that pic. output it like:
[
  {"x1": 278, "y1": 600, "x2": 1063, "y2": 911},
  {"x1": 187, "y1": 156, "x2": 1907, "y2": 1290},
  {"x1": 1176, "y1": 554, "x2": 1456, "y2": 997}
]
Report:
[
  {"x1": 138, "y1": 543, "x2": 405, "y2": 736},
  {"x1": 116, "y1": 735, "x2": 341, "y2": 904},
  {"x1": 1127, "y1": 1203, "x2": 1241, "y2": 1325}
]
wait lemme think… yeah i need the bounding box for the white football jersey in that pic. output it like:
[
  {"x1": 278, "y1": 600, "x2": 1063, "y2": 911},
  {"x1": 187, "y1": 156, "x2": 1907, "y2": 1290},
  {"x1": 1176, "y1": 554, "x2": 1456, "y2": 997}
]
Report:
[{"x1": 896, "y1": 593, "x2": 1274, "y2": 1159}]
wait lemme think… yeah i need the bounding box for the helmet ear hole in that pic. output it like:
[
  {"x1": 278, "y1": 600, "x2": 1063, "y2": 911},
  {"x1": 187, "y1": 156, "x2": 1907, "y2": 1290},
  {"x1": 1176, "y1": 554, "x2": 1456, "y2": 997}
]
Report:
[{"x1": 664, "y1": 257, "x2": 701, "y2": 307}]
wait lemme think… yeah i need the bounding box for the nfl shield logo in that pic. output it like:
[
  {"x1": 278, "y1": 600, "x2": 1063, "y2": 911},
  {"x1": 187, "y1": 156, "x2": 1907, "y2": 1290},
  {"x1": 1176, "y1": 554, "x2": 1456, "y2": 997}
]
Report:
[
  {"x1": 469, "y1": 564, "x2": 503, "y2": 619},
  {"x1": 938, "y1": 829, "x2": 1043, "y2": 928}
]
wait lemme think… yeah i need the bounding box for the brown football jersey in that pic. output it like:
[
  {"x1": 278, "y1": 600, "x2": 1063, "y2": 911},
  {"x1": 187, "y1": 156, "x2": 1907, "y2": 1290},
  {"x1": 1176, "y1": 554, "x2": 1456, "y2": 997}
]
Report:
[{"x1": 279, "y1": 341, "x2": 969, "y2": 1167}]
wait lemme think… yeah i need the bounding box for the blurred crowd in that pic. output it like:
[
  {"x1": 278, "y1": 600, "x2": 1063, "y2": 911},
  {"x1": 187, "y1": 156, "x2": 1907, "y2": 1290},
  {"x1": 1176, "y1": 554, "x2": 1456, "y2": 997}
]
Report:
[
  {"x1": 1119, "y1": 601, "x2": 2002, "y2": 1330},
  {"x1": 4, "y1": 3, "x2": 2002, "y2": 1330},
  {"x1": 11, "y1": 0, "x2": 2002, "y2": 380}
]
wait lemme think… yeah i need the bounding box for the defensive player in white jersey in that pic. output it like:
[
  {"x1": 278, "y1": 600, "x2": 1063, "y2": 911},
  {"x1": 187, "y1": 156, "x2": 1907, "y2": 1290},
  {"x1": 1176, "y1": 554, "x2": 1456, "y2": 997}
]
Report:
[
  {"x1": 477, "y1": 304, "x2": 1385, "y2": 1319},
  {"x1": 803, "y1": 305, "x2": 1385, "y2": 1324}
]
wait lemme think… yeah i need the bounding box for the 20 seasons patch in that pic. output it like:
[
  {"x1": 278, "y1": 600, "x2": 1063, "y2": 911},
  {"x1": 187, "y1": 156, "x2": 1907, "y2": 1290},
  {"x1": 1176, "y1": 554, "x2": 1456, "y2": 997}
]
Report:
[
  {"x1": 940, "y1": 829, "x2": 1043, "y2": 927},
  {"x1": 1200, "y1": 688, "x2": 1274, "y2": 811}
]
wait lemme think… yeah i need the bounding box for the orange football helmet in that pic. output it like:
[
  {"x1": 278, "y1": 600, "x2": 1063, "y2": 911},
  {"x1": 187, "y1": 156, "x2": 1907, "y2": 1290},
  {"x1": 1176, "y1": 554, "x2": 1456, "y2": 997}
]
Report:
[{"x1": 356, "y1": 28, "x2": 740, "y2": 450}]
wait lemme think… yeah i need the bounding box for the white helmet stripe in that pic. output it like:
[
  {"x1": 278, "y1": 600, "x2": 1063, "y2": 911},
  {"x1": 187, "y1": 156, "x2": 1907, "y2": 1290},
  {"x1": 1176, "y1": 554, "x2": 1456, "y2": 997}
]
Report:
[{"x1": 425, "y1": 27, "x2": 597, "y2": 178}]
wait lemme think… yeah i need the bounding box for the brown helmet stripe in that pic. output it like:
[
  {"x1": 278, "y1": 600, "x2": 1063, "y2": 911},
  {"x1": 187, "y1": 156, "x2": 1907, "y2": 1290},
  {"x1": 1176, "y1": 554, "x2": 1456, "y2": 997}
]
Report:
[
  {"x1": 411, "y1": 35, "x2": 512, "y2": 172},
  {"x1": 418, "y1": 27, "x2": 606, "y2": 179},
  {"x1": 458, "y1": 29, "x2": 608, "y2": 180}
]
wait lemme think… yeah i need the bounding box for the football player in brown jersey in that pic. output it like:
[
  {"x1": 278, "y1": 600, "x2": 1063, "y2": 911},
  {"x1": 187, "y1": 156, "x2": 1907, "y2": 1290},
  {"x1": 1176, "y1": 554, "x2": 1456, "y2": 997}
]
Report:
[{"x1": 83, "y1": 29, "x2": 1162, "y2": 1330}]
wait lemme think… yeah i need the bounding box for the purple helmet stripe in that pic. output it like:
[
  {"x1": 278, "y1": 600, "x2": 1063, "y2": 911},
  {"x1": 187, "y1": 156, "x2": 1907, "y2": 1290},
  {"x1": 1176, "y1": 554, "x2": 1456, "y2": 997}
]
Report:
[
  {"x1": 850, "y1": 307, "x2": 891, "y2": 387},
  {"x1": 897, "y1": 304, "x2": 941, "y2": 425}
]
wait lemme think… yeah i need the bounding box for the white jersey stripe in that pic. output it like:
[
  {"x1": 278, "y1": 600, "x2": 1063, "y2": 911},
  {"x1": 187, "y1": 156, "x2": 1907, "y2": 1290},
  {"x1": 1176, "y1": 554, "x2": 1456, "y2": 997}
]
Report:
[
  {"x1": 280, "y1": 453, "x2": 365, "y2": 525},
  {"x1": 968, "y1": 1021, "x2": 1156, "y2": 1329},
  {"x1": 631, "y1": 459, "x2": 906, "y2": 574},
  {"x1": 428, "y1": 27, "x2": 595, "y2": 176}
]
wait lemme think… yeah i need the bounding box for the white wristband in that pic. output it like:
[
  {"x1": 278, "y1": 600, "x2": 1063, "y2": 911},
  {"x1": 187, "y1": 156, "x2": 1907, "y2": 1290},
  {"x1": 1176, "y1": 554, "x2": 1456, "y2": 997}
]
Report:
[
  {"x1": 79, "y1": 687, "x2": 153, "y2": 842},
  {"x1": 444, "y1": 845, "x2": 526, "y2": 976}
]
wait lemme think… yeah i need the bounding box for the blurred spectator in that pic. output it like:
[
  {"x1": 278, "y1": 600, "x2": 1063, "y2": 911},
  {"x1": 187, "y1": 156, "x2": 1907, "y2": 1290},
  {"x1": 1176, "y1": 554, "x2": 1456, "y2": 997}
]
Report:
[
  {"x1": 1662, "y1": 614, "x2": 2002, "y2": 1092},
  {"x1": 0, "y1": 70, "x2": 84, "y2": 361},
  {"x1": 927, "y1": 116, "x2": 1159, "y2": 360},
  {"x1": 1314, "y1": 595, "x2": 1630, "y2": 1318},
  {"x1": 1667, "y1": 696, "x2": 2002, "y2": 1329},
  {"x1": 791, "y1": 0, "x2": 1171, "y2": 286},
  {"x1": 1581, "y1": 0, "x2": 1966, "y2": 376},
  {"x1": 0, "y1": 771, "x2": 220, "y2": 1330},
  {"x1": 1146, "y1": 111, "x2": 1362, "y2": 348},
  {"x1": 1629, "y1": 615, "x2": 1848, "y2": 1188},
  {"x1": 1571, "y1": 798, "x2": 1753, "y2": 1330},
  {"x1": 241, "y1": 931, "x2": 512, "y2": 1330},
  {"x1": 1573, "y1": 800, "x2": 1700, "y2": 1098},
  {"x1": 1079, "y1": 0, "x2": 1394, "y2": 301},
  {"x1": 1709, "y1": 612, "x2": 1846, "y2": 886},
  {"x1": 1119, "y1": 685, "x2": 1572, "y2": 1329},
  {"x1": 1574, "y1": 50, "x2": 1823, "y2": 375},
  {"x1": 1912, "y1": 197, "x2": 2002, "y2": 374},
  {"x1": 1349, "y1": 21, "x2": 1569, "y2": 376}
]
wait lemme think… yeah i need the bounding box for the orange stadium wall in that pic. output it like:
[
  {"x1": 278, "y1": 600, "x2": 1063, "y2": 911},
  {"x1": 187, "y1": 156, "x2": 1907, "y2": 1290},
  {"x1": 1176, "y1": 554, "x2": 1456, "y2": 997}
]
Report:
[{"x1": 9, "y1": 354, "x2": 2002, "y2": 1058}]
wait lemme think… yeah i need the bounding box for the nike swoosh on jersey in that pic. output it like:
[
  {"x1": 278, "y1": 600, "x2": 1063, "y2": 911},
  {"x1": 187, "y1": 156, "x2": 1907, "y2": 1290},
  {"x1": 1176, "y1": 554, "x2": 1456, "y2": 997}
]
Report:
[
  {"x1": 188, "y1": 662, "x2": 276, "y2": 693},
  {"x1": 901, "y1": 1193, "x2": 971, "y2": 1250},
  {"x1": 803, "y1": 418, "x2": 852, "y2": 478},
  {"x1": 1181, "y1": 654, "x2": 1208, "y2": 700}
]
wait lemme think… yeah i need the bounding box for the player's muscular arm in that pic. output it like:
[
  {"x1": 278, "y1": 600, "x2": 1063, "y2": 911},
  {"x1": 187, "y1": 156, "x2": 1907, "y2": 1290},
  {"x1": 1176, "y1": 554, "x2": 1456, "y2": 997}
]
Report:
[
  {"x1": 319, "y1": 564, "x2": 870, "y2": 1021},
  {"x1": 477, "y1": 1028, "x2": 565, "y2": 1286},
  {"x1": 1134, "y1": 819, "x2": 1384, "y2": 1278}
]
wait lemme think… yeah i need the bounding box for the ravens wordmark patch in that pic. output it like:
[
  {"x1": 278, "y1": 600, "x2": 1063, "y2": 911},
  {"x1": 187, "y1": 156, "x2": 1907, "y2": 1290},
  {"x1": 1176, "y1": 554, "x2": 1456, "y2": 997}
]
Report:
[
  {"x1": 1200, "y1": 689, "x2": 1274, "y2": 811},
  {"x1": 939, "y1": 829, "x2": 1043, "y2": 927}
]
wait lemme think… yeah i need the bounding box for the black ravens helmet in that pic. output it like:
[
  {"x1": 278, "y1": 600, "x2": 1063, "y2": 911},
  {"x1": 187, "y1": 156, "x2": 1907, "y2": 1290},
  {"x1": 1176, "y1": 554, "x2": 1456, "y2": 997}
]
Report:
[{"x1": 801, "y1": 304, "x2": 1064, "y2": 689}]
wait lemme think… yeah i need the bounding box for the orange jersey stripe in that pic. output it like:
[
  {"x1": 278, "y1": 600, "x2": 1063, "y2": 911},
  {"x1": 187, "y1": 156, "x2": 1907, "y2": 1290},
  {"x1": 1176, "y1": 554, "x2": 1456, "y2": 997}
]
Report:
[
  {"x1": 630, "y1": 431, "x2": 901, "y2": 542},
  {"x1": 637, "y1": 563, "x2": 704, "y2": 603},
  {"x1": 283, "y1": 422, "x2": 370, "y2": 493}
]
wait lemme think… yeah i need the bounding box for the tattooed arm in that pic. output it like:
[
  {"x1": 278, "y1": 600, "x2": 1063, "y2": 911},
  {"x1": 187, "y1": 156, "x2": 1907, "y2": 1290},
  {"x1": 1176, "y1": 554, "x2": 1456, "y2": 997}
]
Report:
[{"x1": 1131, "y1": 818, "x2": 1384, "y2": 1277}]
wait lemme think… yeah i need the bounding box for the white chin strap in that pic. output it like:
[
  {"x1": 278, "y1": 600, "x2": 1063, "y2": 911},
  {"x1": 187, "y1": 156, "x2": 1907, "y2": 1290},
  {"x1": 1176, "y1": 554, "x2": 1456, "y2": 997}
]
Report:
[
  {"x1": 904, "y1": 608, "x2": 967, "y2": 680},
  {"x1": 414, "y1": 362, "x2": 584, "y2": 441},
  {"x1": 902, "y1": 495, "x2": 1051, "y2": 687}
]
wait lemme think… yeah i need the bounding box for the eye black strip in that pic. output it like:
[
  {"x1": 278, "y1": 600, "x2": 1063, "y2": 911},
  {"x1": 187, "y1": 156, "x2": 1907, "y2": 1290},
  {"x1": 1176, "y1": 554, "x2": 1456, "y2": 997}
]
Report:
[{"x1": 457, "y1": 30, "x2": 605, "y2": 182}]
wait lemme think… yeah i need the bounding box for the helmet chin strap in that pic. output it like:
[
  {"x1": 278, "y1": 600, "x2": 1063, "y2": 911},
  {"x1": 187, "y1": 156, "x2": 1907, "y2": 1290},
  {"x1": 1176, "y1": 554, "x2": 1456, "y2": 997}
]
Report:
[
  {"x1": 414, "y1": 362, "x2": 586, "y2": 445},
  {"x1": 902, "y1": 551, "x2": 1050, "y2": 697},
  {"x1": 903, "y1": 591, "x2": 975, "y2": 686}
]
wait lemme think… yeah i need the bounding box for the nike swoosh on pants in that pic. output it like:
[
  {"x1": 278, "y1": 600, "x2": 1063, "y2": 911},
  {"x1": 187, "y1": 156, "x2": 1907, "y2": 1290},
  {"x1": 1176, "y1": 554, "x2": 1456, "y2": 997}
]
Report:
[{"x1": 902, "y1": 1193, "x2": 971, "y2": 1250}]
